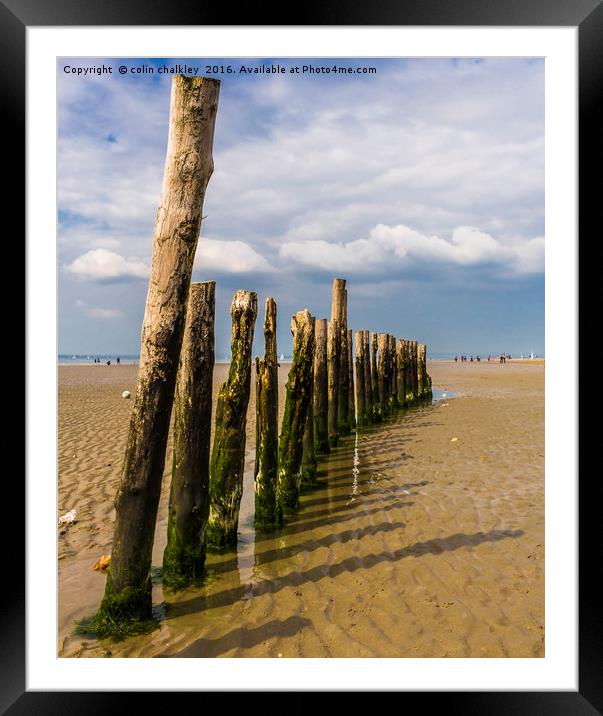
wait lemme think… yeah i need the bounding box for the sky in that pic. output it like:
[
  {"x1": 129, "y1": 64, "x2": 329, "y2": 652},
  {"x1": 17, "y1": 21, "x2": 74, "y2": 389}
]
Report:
[{"x1": 58, "y1": 57, "x2": 544, "y2": 358}]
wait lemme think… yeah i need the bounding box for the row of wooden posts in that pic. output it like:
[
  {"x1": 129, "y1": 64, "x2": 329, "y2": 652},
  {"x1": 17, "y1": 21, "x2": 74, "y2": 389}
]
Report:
[{"x1": 91, "y1": 75, "x2": 430, "y2": 636}]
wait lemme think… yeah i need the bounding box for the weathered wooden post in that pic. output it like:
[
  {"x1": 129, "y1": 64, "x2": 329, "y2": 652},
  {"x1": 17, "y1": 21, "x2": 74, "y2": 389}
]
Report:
[
  {"x1": 371, "y1": 331, "x2": 381, "y2": 421},
  {"x1": 363, "y1": 330, "x2": 372, "y2": 422},
  {"x1": 411, "y1": 340, "x2": 419, "y2": 403},
  {"x1": 207, "y1": 290, "x2": 258, "y2": 548},
  {"x1": 417, "y1": 342, "x2": 425, "y2": 399},
  {"x1": 404, "y1": 339, "x2": 414, "y2": 405},
  {"x1": 327, "y1": 318, "x2": 340, "y2": 446},
  {"x1": 396, "y1": 338, "x2": 407, "y2": 408},
  {"x1": 331, "y1": 279, "x2": 350, "y2": 436},
  {"x1": 91, "y1": 76, "x2": 220, "y2": 636},
  {"x1": 313, "y1": 319, "x2": 329, "y2": 453},
  {"x1": 162, "y1": 281, "x2": 215, "y2": 590},
  {"x1": 254, "y1": 298, "x2": 279, "y2": 532},
  {"x1": 377, "y1": 333, "x2": 390, "y2": 417},
  {"x1": 388, "y1": 334, "x2": 398, "y2": 410},
  {"x1": 354, "y1": 329, "x2": 366, "y2": 426},
  {"x1": 348, "y1": 328, "x2": 356, "y2": 431},
  {"x1": 277, "y1": 310, "x2": 316, "y2": 513},
  {"x1": 301, "y1": 322, "x2": 318, "y2": 488}
]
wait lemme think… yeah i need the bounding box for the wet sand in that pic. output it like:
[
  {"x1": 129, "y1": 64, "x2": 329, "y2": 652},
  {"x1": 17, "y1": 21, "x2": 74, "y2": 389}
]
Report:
[{"x1": 58, "y1": 360, "x2": 544, "y2": 658}]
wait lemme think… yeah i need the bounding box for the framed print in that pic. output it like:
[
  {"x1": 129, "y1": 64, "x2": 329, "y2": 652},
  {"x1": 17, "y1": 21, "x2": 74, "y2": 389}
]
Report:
[{"x1": 9, "y1": 0, "x2": 599, "y2": 711}]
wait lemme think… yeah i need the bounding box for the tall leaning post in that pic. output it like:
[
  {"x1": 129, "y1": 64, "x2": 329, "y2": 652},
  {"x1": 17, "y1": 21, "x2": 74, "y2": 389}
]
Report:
[
  {"x1": 354, "y1": 329, "x2": 366, "y2": 426},
  {"x1": 277, "y1": 310, "x2": 316, "y2": 515},
  {"x1": 162, "y1": 281, "x2": 215, "y2": 590},
  {"x1": 332, "y1": 279, "x2": 350, "y2": 437},
  {"x1": 327, "y1": 318, "x2": 340, "y2": 446},
  {"x1": 254, "y1": 298, "x2": 279, "y2": 532},
  {"x1": 313, "y1": 319, "x2": 329, "y2": 454},
  {"x1": 207, "y1": 290, "x2": 258, "y2": 548},
  {"x1": 363, "y1": 330, "x2": 372, "y2": 423},
  {"x1": 91, "y1": 75, "x2": 220, "y2": 637},
  {"x1": 348, "y1": 328, "x2": 356, "y2": 431}
]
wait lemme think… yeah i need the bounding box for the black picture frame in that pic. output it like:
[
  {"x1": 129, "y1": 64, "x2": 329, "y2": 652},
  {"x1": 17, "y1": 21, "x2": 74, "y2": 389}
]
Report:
[{"x1": 9, "y1": 0, "x2": 598, "y2": 711}]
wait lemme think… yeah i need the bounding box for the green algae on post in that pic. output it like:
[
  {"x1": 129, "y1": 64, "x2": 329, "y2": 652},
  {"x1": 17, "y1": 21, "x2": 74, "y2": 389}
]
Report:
[
  {"x1": 208, "y1": 290, "x2": 258, "y2": 549},
  {"x1": 313, "y1": 318, "x2": 329, "y2": 454},
  {"x1": 254, "y1": 297, "x2": 279, "y2": 532},
  {"x1": 354, "y1": 329, "x2": 367, "y2": 426},
  {"x1": 348, "y1": 328, "x2": 356, "y2": 431},
  {"x1": 327, "y1": 318, "x2": 340, "y2": 447},
  {"x1": 331, "y1": 279, "x2": 350, "y2": 437},
  {"x1": 93, "y1": 75, "x2": 220, "y2": 637},
  {"x1": 363, "y1": 330, "x2": 373, "y2": 423},
  {"x1": 371, "y1": 331, "x2": 381, "y2": 422},
  {"x1": 163, "y1": 281, "x2": 215, "y2": 590},
  {"x1": 396, "y1": 338, "x2": 407, "y2": 408},
  {"x1": 277, "y1": 310, "x2": 316, "y2": 513}
]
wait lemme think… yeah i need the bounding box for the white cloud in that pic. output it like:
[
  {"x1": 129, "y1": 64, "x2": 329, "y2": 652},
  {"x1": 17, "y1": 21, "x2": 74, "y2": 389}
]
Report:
[
  {"x1": 280, "y1": 223, "x2": 544, "y2": 276},
  {"x1": 193, "y1": 238, "x2": 272, "y2": 274},
  {"x1": 66, "y1": 249, "x2": 149, "y2": 280},
  {"x1": 75, "y1": 299, "x2": 123, "y2": 319}
]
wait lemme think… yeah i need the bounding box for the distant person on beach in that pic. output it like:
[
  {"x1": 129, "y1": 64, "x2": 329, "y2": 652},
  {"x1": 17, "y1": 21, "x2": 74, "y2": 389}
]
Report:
[
  {"x1": 107, "y1": 360, "x2": 111, "y2": 366},
  {"x1": 488, "y1": 355, "x2": 491, "y2": 362},
  {"x1": 470, "y1": 356, "x2": 473, "y2": 362},
  {"x1": 454, "y1": 355, "x2": 458, "y2": 362},
  {"x1": 476, "y1": 355, "x2": 480, "y2": 362},
  {"x1": 117, "y1": 357, "x2": 120, "y2": 365}
]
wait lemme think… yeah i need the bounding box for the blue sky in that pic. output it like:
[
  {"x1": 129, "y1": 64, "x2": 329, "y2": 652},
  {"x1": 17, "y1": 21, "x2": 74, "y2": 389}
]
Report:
[{"x1": 58, "y1": 57, "x2": 544, "y2": 358}]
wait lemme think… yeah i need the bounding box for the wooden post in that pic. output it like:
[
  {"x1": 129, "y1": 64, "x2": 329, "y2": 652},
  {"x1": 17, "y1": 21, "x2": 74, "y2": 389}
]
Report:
[
  {"x1": 388, "y1": 334, "x2": 398, "y2": 410},
  {"x1": 363, "y1": 330, "x2": 372, "y2": 423},
  {"x1": 277, "y1": 310, "x2": 316, "y2": 513},
  {"x1": 313, "y1": 319, "x2": 329, "y2": 454},
  {"x1": 331, "y1": 279, "x2": 350, "y2": 436},
  {"x1": 377, "y1": 333, "x2": 390, "y2": 417},
  {"x1": 207, "y1": 290, "x2": 258, "y2": 549},
  {"x1": 412, "y1": 340, "x2": 419, "y2": 402},
  {"x1": 417, "y1": 342, "x2": 425, "y2": 399},
  {"x1": 396, "y1": 338, "x2": 407, "y2": 408},
  {"x1": 327, "y1": 318, "x2": 340, "y2": 446},
  {"x1": 162, "y1": 281, "x2": 215, "y2": 590},
  {"x1": 92, "y1": 76, "x2": 220, "y2": 637},
  {"x1": 348, "y1": 328, "x2": 356, "y2": 431},
  {"x1": 301, "y1": 320, "x2": 318, "y2": 488},
  {"x1": 301, "y1": 381, "x2": 318, "y2": 489},
  {"x1": 371, "y1": 331, "x2": 381, "y2": 421},
  {"x1": 354, "y1": 329, "x2": 366, "y2": 426},
  {"x1": 403, "y1": 339, "x2": 414, "y2": 405},
  {"x1": 254, "y1": 298, "x2": 279, "y2": 532}
]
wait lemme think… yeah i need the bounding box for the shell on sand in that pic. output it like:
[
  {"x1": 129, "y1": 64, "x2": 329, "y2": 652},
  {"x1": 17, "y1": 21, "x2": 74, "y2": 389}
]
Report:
[
  {"x1": 58, "y1": 509, "x2": 77, "y2": 525},
  {"x1": 93, "y1": 554, "x2": 111, "y2": 571},
  {"x1": 121, "y1": 390, "x2": 131, "y2": 399}
]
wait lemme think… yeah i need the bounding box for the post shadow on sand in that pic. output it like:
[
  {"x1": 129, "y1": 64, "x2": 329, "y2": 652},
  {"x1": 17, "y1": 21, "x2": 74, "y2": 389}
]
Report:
[
  {"x1": 211, "y1": 511, "x2": 415, "y2": 577},
  {"x1": 167, "y1": 615, "x2": 312, "y2": 658},
  {"x1": 164, "y1": 529, "x2": 524, "y2": 620}
]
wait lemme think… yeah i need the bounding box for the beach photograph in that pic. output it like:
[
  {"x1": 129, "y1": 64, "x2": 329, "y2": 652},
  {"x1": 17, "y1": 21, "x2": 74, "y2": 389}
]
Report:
[{"x1": 57, "y1": 57, "x2": 545, "y2": 659}]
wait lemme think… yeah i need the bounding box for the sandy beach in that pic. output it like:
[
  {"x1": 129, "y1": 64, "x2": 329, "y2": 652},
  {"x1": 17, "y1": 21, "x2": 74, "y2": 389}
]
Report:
[{"x1": 58, "y1": 359, "x2": 544, "y2": 658}]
